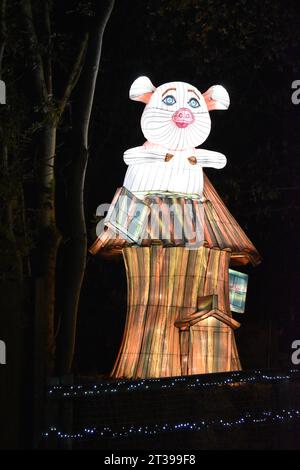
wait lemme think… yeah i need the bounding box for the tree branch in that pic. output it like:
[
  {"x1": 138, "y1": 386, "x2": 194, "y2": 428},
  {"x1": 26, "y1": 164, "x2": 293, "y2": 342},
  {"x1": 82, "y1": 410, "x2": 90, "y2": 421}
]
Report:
[
  {"x1": 44, "y1": 0, "x2": 52, "y2": 95},
  {"x1": 57, "y1": 32, "x2": 89, "y2": 119},
  {"x1": 79, "y1": 0, "x2": 115, "y2": 146},
  {"x1": 21, "y1": 0, "x2": 47, "y2": 102}
]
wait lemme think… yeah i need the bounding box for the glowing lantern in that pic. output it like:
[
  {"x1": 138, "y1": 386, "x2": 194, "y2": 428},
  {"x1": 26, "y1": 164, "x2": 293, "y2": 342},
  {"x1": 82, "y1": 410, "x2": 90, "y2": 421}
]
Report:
[
  {"x1": 90, "y1": 76, "x2": 260, "y2": 379},
  {"x1": 229, "y1": 269, "x2": 249, "y2": 314}
]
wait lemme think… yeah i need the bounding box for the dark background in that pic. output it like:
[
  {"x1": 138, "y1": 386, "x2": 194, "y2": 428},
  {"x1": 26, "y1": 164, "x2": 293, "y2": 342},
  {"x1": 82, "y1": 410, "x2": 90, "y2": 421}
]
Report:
[
  {"x1": 1, "y1": 0, "x2": 300, "y2": 450},
  {"x1": 67, "y1": 0, "x2": 300, "y2": 375}
]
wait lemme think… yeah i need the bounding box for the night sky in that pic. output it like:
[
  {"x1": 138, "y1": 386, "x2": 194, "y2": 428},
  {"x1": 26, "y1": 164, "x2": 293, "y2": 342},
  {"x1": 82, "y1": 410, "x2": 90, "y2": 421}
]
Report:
[{"x1": 65, "y1": 0, "x2": 300, "y2": 375}]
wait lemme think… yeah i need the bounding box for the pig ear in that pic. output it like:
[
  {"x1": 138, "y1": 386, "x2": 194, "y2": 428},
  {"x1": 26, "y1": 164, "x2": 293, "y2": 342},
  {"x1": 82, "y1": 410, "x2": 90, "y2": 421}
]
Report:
[
  {"x1": 129, "y1": 76, "x2": 156, "y2": 104},
  {"x1": 203, "y1": 85, "x2": 230, "y2": 111}
]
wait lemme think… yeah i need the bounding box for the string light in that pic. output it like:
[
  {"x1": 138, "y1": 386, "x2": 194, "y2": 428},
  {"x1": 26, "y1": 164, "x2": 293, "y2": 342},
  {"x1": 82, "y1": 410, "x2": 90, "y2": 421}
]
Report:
[
  {"x1": 43, "y1": 369, "x2": 300, "y2": 443},
  {"x1": 42, "y1": 408, "x2": 300, "y2": 441},
  {"x1": 47, "y1": 368, "x2": 300, "y2": 399}
]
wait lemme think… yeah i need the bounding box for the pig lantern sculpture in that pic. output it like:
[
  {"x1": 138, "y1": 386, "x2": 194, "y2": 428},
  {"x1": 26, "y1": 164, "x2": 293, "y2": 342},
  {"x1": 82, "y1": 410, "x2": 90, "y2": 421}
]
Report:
[{"x1": 90, "y1": 76, "x2": 260, "y2": 379}]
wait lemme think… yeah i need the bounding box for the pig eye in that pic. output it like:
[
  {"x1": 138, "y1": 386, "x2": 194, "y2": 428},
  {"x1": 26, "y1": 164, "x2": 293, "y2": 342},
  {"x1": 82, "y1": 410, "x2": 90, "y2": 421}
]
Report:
[
  {"x1": 162, "y1": 95, "x2": 176, "y2": 106},
  {"x1": 188, "y1": 97, "x2": 200, "y2": 108}
]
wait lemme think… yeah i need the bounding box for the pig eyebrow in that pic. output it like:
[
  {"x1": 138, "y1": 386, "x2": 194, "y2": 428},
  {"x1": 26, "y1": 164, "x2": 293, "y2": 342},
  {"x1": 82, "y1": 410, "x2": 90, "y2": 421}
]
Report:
[
  {"x1": 188, "y1": 89, "x2": 201, "y2": 100},
  {"x1": 162, "y1": 87, "x2": 176, "y2": 97}
]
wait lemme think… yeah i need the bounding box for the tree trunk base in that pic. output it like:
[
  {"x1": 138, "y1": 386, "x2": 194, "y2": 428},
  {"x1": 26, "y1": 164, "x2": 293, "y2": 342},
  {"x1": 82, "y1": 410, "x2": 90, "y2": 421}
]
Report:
[{"x1": 111, "y1": 246, "x2": 241, "y2": 379}]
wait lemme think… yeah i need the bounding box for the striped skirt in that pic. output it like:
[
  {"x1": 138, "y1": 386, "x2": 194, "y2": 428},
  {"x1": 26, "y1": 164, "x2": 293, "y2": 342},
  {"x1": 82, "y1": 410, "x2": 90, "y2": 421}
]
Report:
[{"x1": 90, "y1": 174, "x2": 260, "y2": 267}]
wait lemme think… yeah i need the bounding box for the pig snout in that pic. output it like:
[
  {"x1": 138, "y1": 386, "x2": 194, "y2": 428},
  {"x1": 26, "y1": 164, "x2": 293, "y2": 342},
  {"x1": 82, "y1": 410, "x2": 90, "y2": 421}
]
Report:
[{"x1": 172, "y1": 107, "x2": 195, "y2": 128}]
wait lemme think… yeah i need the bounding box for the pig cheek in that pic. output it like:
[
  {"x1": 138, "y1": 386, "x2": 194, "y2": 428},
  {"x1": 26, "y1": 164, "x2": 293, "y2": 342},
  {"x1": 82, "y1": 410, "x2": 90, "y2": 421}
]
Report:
[
  {"x1": 192, "y1": 111, "x2": 211, "y2": 145},
  {"x1": 141, "y1": 106, "x2": 173, "y2": 143}
]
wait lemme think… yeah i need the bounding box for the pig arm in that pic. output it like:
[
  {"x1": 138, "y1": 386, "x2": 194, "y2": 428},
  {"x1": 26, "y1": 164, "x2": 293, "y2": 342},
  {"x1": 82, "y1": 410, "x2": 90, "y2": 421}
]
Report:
[
  {"x1": 123, "y1": 146, "x2": 165, "y2": 165},
  {"x1": 194, "y1": 149, "x2": 227, "y2": 169}
]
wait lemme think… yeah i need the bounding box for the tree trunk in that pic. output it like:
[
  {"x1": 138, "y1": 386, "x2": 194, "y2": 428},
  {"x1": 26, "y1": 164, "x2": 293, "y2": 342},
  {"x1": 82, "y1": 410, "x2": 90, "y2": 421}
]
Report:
[
  {"x1": 57, "y1": 0, "x2": 115, "y2": 375},
  {"x1": 32, "y1": 121, "x2": 61, "y2": 447},
  {"x1": 35, "y1": 123, "x2": 60, "y2": 377}
]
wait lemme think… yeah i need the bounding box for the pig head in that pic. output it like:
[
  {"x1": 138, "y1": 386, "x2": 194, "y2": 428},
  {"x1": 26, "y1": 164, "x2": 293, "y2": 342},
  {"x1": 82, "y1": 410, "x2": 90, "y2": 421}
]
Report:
[{"x1": 129, "y1": 76, "x2": 230, "y2": 151}]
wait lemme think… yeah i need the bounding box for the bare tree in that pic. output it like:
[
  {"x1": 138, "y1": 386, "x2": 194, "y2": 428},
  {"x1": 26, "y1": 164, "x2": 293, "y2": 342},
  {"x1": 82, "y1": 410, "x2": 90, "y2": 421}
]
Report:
[
  {"x1": 57, "y1": 0, "x2": 115, "y2": 375},
  {"x1": 20, "y1": 0, "x2": 115, "y2": 379},
  {"x1": 21, "y1": 0, "x2": 89, "y2": 375}
]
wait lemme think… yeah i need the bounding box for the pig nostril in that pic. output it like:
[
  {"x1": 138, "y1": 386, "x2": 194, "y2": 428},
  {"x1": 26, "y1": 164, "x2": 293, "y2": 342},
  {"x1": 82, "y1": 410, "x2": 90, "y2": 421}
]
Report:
[{"x1": 172, "y1": 107, "x2": 195, "y2": 127}]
